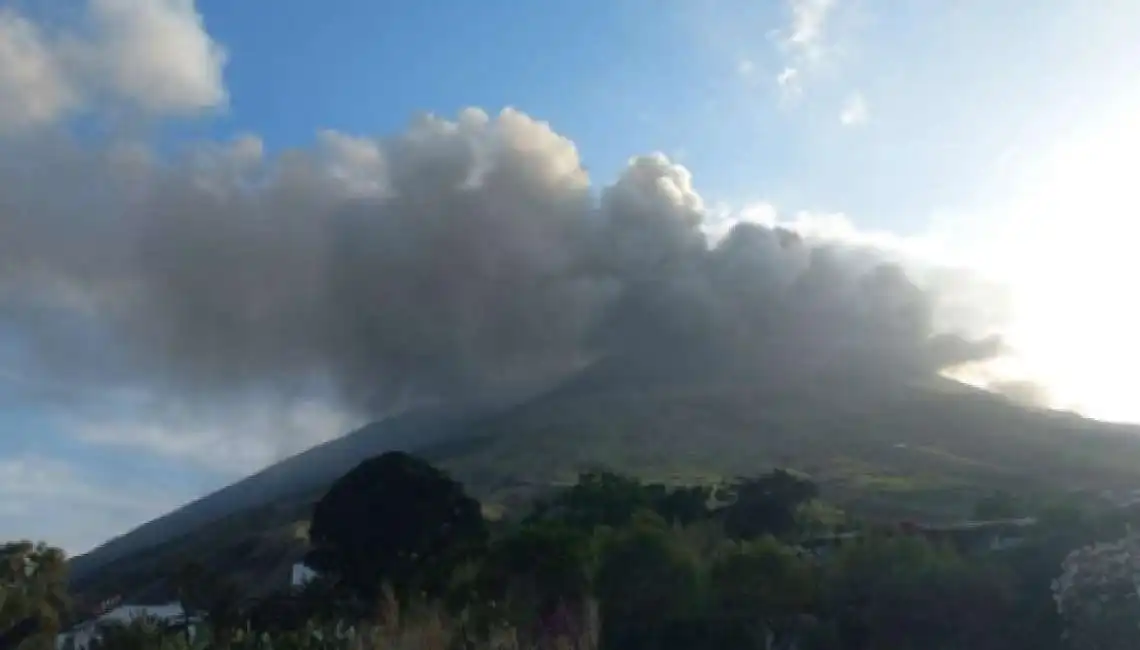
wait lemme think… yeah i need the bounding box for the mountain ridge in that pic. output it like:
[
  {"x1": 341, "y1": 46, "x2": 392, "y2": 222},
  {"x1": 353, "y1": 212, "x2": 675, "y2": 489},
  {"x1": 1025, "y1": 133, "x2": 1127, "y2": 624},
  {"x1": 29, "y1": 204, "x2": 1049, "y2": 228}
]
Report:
[
  {"x1": 68, "y1": 405, "x2": 485, "y2": 584},
  {"x1": 67, "y1": 361, "x2": 1140, "y2": 598}
]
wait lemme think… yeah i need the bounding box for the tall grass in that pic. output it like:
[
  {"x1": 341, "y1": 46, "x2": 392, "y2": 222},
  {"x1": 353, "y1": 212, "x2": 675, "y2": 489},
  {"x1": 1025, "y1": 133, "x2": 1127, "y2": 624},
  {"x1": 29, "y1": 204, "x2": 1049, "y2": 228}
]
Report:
[{"x1": 80, "y1": 595, "x2": 599, "y2": 650}]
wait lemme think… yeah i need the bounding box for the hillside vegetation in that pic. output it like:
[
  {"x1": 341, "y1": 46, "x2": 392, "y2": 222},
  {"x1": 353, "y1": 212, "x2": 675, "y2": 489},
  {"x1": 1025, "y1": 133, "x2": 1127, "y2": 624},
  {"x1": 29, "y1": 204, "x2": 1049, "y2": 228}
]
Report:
[
  {"x1": 14, "y1": 454, "x2": 1140, "y2": 650},
  {"x1": 68, "y1": 371, "x2": 1140, "y2": 606},
  {"x1": 443, "y1": 378, "x2": 1140, "y2": 517},
  {"x1": 68, "y1": 364, "x2": 1140, "y2": 602}
]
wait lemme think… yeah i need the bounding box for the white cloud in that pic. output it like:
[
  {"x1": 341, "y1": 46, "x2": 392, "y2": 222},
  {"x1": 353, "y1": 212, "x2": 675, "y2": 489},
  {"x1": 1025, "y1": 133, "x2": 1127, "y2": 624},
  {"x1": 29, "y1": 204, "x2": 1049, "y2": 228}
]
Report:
[
  {"x1": 702, "y1": 198, "x2": 1011, "y2": 351},
  {"x1": 703, "y1": 201, "x2": 957, "y2": 269},
  {"x1": 736, "y1": 59, "x2": 755, "y2": 77},
  {"x1": 69, "y1": 399, "x2": 360, "y2": 476},
  {"x1": 839, "y1": 92, "x2": 868, "y2": 125},
  {"x1": 785, "y1": 0, "x2": 835, "y2": 61},
  {"x1": 0, "y1": 455, "x2": 181, "y2": 554},
  {"x1": 775, "y1": 66, "x2": 801, "y2": 101},
  {"x1": 0, "y1": 0, "x2": 226, "y2": 131},
  {"x1": 83, "y1": 0, "x2": 228, "y2": 114},
  {"x1": 0, "y1": 10, "x2": 77, "y2": 128},
  {"x1": 772, "y1": 0, "x2": 838, "y2": 101}
]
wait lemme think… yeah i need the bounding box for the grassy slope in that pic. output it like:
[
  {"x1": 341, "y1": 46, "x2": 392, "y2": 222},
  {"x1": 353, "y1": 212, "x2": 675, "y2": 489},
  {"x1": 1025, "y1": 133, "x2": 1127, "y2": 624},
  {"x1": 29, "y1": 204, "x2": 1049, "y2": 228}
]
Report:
[
  {"x1": 71, "y1": 375, "x2": 1140, "y2": 602},
  {"x1": 442, "y1": 377, "x2": 1140, "y2": 520}
]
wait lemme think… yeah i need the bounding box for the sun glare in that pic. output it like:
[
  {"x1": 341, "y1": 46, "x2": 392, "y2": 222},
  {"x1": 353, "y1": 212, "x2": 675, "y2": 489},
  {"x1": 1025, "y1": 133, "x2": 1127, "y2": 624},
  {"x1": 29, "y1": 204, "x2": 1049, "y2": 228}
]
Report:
[{"x1": 979, "y1": 103, "x2": 1140, "y2": 421}]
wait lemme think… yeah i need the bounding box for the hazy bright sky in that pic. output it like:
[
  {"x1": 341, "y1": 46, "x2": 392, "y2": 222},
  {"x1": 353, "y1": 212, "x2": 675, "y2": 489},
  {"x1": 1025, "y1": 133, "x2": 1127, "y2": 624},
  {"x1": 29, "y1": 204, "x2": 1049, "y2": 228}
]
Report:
[{"x1": 1, "y1": 0, "x2": 1138, "y2": 553}]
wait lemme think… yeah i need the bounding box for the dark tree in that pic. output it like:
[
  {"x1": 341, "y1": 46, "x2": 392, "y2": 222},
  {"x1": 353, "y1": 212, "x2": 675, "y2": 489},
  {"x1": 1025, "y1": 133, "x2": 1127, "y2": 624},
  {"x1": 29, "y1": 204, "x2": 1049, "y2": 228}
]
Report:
[
  {"x1": 171, "y1": 561, "x2": 245, "y2": 645},
  {"x1": 594, "y1": 513, "x2": 704, "y2": 650},
  {"x1": 824, "y1": 535, "x2": 1021, "y2": 650},
  {"x1": 527, "y1": 469, "x2": 714, "y2": 531},
  {"x1": 305, "y1": 451, "x2": 487, "y2": 604},
  {"x1": 528, "y1": 470, "x2": 654, "y2": 530},
  {"x1": 480, "y1": 521, "x2": 594, "y2": 615},
  {"x1": 720, "y1": 470, "x2": 819, "y2": 540},
  {"x1": 653, "y1": 485, "x2": 715, "y2": 527},
  {"x1": 0, "y1": 616, "x2": 42, "y2": 650},
  {"x1": 709, "y1": 538, "x2": 820, "y2": 646}
]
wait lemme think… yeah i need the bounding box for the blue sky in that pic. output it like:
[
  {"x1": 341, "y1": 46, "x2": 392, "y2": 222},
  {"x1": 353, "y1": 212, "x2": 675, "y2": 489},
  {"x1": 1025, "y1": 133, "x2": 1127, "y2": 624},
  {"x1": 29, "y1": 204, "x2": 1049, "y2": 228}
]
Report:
[{"x1": 1, "y1": 0, "x2": 1138, "y2": 553}]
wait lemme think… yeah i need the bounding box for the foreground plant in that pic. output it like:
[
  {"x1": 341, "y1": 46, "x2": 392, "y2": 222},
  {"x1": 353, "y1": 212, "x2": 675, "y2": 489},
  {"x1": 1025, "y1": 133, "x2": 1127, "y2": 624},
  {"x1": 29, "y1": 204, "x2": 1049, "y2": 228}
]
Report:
[{"x1": 1052, "y1": 531, "x2": 1140, "y2": 650}]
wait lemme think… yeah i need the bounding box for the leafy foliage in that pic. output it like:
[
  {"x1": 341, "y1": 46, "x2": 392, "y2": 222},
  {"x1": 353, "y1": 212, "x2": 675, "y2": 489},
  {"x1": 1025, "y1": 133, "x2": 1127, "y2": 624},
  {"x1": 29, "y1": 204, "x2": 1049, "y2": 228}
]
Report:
[
  {"x1": 18, "y1": 454, "x2": 1132, "y2": 650},
  {"x1": 594, "y1": 512, "x2": 704, "y2": 650},
  {"x1": 0, "y1": 541, "x2": 69, "y2": 650},
  {"x1": 526, "y1": 470, "x2": 686, "y2": 530},
  {"x1": 708, "y1": 537, "x2": 818, "y2": 635},
  {"x1": 477, "y1": 521, "x2": 594, "y2": 622},
  {"x1": 822, "y1": 535, "x2": 1022, "y2": 650},
  {"x1": 305, "y1": 451, "x2": 488, "y2": 604},
  {"x1": 1052, "y1": 531, "x2": 1140, "y2": 650},
  {"x1": 720, "y1": 469, "x2": 819, "y2": 540}
]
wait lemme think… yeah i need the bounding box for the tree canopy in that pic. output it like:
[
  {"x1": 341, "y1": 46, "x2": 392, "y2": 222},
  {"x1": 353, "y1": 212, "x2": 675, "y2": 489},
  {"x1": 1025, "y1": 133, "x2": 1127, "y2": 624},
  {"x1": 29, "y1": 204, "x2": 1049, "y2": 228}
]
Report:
[
  {"x1": 0, "y1": 541, "x2": 69, "y2": 650},
  {"x1": 305, "y1": 451, "x2": 488, "y2": 603},
  {"x1": 720, "y1": 469, "x2": 819, "y2": 540},
  {"x1": 16, "y1": 454, "x2": 1125, "y2": 650}
]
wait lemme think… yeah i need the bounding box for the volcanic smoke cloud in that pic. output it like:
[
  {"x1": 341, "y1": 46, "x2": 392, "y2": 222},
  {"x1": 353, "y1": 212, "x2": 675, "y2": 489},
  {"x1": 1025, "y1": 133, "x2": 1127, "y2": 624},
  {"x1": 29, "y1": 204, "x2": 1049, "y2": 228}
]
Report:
[{"x1": 0, "y1": 108, "x2": 1002, "y2": 421}]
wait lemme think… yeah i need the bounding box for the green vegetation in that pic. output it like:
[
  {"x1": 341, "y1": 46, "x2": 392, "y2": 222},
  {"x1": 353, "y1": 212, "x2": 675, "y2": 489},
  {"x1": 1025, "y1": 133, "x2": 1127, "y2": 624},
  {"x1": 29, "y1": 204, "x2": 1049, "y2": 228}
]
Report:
[
  {"x1": 0, "y1": 542, "x2": 69, "y2": 650},
  {"x1": 433, "y1": 380, "x2": 1140, "y2": 522},
  {"x1": 305, "y1": 452, "x2": 487, "y2": 604},
  {"x1": 70, "y1": 375, "x2": 1140, "y2": 605},
  {"x1": 14, "y1": 451, "x2": 1140, "y2": 649}
]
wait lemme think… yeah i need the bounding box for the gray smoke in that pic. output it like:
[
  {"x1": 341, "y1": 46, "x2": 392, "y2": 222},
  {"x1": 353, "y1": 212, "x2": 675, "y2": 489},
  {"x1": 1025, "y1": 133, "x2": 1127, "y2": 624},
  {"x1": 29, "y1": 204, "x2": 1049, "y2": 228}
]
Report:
[{"x1": 0, "y1": 107, "x2": 1004, "y2": 423}]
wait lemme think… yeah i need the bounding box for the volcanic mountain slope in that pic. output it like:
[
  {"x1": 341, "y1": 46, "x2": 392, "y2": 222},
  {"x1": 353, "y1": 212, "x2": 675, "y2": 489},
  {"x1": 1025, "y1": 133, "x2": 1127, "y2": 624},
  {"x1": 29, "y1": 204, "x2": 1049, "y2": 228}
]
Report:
[
  {"x1": 66, "y1": 406, "x2": 479, "y2": 584},
  {"x1": 445, "y1": 373, "x2": 1140, "y2": 518},
  {"x1": 68, "y1": 358, "x2": 1140, "y2": 601}
]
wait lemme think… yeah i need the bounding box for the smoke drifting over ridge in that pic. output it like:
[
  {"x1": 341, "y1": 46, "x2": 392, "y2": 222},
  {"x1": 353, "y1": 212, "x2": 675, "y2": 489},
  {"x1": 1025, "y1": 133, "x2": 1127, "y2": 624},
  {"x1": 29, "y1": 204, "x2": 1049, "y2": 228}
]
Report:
[{"x1": 0, "y1": 107, "x2": 1005, "y2": 426}]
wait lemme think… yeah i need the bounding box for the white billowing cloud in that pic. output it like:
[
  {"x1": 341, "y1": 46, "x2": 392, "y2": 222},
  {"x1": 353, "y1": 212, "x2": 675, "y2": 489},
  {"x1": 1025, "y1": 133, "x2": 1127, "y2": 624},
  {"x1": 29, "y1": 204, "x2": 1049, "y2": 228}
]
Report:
[
  {"x1": 82, "y1": 0, "x2": 227, "y2": 114},
  {"x1": 737, "y1": 205, "x2": 926, "y2": 256},
  {"x1": 0, "y1": 455, "x2": 182, "y2": 554},
  {"x1": 0, "y1": 10, "x2": 77, "y2": 128},
  {"x1": 703, "y1": 201, "x2": 1015, "y2": 357},
  {"x1": 0, "y1": 0, "x2": 225, "y2": 130},
  {"x1": 839, "y1": 92, "x2": 868, "y2": 125},
  {"x1": 706, "y1": 202, "x2": 972, "y2": 286},
  {"x1": 314, "y1": 129, "x2": 389, "y2": 197},
  {"x1": 0, "y1": 106, "x2": 1016, "y2": 485},
  {"x1": 773, "y1": 0, "x2": 836, "y2": 97}
]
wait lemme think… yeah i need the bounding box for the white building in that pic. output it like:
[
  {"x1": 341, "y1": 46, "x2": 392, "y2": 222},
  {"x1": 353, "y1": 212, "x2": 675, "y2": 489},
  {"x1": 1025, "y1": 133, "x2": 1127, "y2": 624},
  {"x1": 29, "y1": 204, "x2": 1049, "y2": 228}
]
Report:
[
  {"x1": 57, "y1": 562, "x2": 319, "y2": 649},
  {"x1": 291, "y1": 561, "x2": 318, "y2": 588},
  {"x1": 56, "y1": 602, "x2": 198, "y2": 650}
]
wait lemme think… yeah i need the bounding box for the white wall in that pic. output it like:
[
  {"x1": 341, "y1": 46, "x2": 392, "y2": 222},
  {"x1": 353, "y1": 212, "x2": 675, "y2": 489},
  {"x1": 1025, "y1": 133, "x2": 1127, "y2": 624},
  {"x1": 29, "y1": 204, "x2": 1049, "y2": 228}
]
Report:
[
  {"x1": 57, "y1": 602, "x2": 193, "y2": 650},
  {"x1": 291, "y1": 562, "x2": 318, "y2": 588}
]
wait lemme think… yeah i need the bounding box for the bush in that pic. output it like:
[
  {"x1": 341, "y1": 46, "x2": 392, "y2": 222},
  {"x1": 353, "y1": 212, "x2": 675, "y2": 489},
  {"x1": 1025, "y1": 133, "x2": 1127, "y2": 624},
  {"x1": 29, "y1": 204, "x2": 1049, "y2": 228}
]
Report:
[
  {"x1": 709, "y1": 537, "x2": 819, "y2": 643},
  {"x1": 306, "y1": 451, "x2": 488, "y2": 605},
  {"x1": 594, "y1": 512, "x2": 703, "y2": 649},
  {"x1": 824, "y1": 535, "x2": 1020, "y2": 650}
]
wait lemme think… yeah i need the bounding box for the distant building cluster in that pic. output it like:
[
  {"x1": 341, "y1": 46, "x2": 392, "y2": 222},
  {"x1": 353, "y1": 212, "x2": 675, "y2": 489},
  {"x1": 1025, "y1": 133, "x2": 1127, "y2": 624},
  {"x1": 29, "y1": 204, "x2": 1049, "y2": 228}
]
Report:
[
  {"x1": 55, "y1": 602, "x2": 197, "y2": 650},
  {"x1": 1099, "y1": 488, "x2": 1140, "y2": 509},
  {"x1": 57, "y1": 563, "x2": 319, "y2": 650}
]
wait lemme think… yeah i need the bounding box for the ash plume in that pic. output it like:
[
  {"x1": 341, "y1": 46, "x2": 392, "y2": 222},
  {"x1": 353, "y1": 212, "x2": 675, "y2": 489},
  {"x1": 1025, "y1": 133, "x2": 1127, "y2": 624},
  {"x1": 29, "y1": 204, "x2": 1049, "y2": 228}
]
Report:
[{"x1": 0, "y1": 108, "x2": 1004, "y2": 426}]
